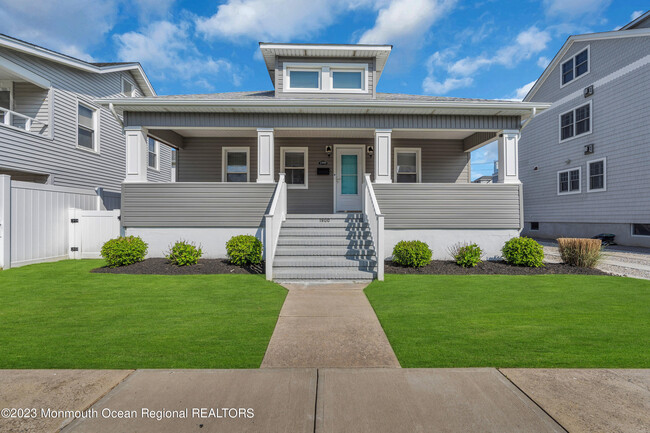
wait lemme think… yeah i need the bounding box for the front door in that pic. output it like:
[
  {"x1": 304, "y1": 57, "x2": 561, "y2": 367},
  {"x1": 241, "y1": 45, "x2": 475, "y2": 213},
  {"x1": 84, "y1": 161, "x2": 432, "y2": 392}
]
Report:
[{"x1": 335, "y1": 146, "x2": 363, "y2": 212}]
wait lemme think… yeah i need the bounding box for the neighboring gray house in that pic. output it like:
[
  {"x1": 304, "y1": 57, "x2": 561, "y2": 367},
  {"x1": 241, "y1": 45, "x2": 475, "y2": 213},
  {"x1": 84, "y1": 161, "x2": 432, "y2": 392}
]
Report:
[
  {"x1": 102, "y1": 43, "x2": 549, "y2": 281},
  {"x1": 520, "y1": 12, "x2": 650, "y2": 247},
  {"x1": 0, "y1": 34, "x2": 173, "y2": 208}
]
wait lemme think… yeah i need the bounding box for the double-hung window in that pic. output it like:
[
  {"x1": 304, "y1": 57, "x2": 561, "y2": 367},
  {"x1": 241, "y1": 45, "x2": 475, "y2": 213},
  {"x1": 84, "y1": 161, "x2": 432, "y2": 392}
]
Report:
[
  {"x1": 222, "y1": 147, "x2": 249, "y2": 182},
  {"x1": 560, "y1": 102, "x2": 591, "y2": 142},
  {"x1": 77, "y1": 103, "x2": 97, "y2": 152},
  {"x1": 558, "y1": 167, "x2": 581, "y2": 195},
  {"x1": 561, "y1": 47, "x2": 589, "y2": 86},
  {"x1": 587, "y1": 158, "x2": 606, "y2": 192},
  {"x1": 281, "y1": 147, "x2": 308, "y2": 189},
  {"x1": 148, "y1": 137, "x2": 159, "y2": 170},
  {"x1": 394, "y1": 148, "x2": 421, "y2": 183}
]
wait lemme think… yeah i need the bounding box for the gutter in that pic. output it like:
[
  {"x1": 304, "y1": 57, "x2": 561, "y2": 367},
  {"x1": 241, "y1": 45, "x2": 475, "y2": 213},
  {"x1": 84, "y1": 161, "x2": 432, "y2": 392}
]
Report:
[
  {"x1": 108, "y1": 103, "x2": 124, "y2": 128},
  {"x1": 520, "y1": 107, "x2": 537, "y2": 130}
]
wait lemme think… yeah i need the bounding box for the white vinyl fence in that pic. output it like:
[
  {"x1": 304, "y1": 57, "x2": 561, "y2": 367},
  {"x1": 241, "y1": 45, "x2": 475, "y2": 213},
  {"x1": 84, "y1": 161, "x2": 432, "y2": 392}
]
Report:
[
  {"x1": 69, "y1": 209, "x2": 121, "y2": 259},
  {"x1": 0, "y1": 175, "x2": 121, "y2": 269}
]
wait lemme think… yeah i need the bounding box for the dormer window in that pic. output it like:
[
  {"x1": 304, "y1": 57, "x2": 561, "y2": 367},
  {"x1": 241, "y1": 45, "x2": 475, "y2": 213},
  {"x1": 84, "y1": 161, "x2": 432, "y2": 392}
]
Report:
[
  {"x1": 332, "y1": 70, "x2": 363, "y2": 90},
  {"x1": 284, "y1": 62, "x2": 368, "y2": 94},
  {"x1": 289, "y1": 70, "x2": 320, "y2": 89}
]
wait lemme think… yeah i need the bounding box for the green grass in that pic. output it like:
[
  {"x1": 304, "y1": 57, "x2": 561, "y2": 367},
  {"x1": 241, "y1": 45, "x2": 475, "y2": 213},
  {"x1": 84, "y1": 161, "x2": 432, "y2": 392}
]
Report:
[
  {"x1": 0, "y1": 260, "x2": 287, "y2": 369},
  {"x1": 365, "y1": 274, "x2": 650, "y2": 368}
]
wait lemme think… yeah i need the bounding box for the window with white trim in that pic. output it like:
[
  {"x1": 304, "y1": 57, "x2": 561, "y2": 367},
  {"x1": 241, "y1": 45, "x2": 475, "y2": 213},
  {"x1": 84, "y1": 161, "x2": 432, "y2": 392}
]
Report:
[
  {"x1": 284, "y1": 62, "x2": 368, "y2": 94},
  {"x1": 222, "y1": 147, "x2": 249, "y2": 182},
  {"x1": 148, "y1": 137, "x2": 159, "y2": 170},
  {"x1": 394, "y1": 148, "x2": 421, "y2": 183},
  {"x1": 77, "y1": 103, "x2": 97, "y2": 151},
  {"x1": 632, "y1": 224, "x2": 650, "y2": 237},
  {"x1": 560, "y1": 102, "x2": 591, "y2": 142},
  {"x1": 587, "y1": 158, "x2": 606, "y2": 192},
  {"x1": 331, "y1": 70, "x2": 363, "y2": 90},
  {"x1": 561, "y1": 47, "x2": 589, "y2": 86},
  {"x1": 558, "y1": 167, "x2": 581, "y2": 195},
  {"x1": 122, "y1": 78, "x2": 135, "y2": 97},
  {"x1": 287, "y1": 69, "x2": 321, "y2": 90},
  {"x1": 281, "y1": 147, "x2": 308, "y2": 189}
]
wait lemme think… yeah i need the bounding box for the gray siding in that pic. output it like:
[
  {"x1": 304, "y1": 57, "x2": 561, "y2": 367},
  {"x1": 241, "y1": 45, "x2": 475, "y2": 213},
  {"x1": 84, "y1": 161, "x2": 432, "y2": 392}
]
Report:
[
  {"x1": 520, "y1": 37, "x2": 650, "y2": 225},
  {"x1": 0, "y1": 46, "x2": 171, "y2": 202},
  {"x1": 12, "y1": 82, "x2": 49, "y2": 135},
  {"x1": 121, "y1": 182, "x2": 275, "y2": 227},
  {"x1": 125, "y1": 112, "x2": 521, "y2": 131},
  {"x1": 177, "y1": 137, "x2": 258, "y2": 182},
  {"x1": 374, "y1": 183, "x2": 522, "y2": 229},
  {"x1": 275, "y1": 57, "x2": 375, "y2": 99},
  {"x1": 393, "y1": 139, "x2": 470, "y2": 183}
]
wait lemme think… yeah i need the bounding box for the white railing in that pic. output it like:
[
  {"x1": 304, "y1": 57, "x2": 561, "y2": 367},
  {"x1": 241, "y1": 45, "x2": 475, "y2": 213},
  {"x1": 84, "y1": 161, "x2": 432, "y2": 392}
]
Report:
[
  {"x1": 264, "y1": 173, "x2": 287, "y2": 281},
  {"x1": 362, "y1": 173, "x2": 384, "y2": 281},
  {"x1": 0, "y1": 107, "x2": 47, "y2": 134}
]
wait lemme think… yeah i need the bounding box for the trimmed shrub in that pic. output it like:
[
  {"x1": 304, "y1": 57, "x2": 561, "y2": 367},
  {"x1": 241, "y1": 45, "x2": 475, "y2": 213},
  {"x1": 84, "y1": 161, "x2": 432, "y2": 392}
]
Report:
[
  {"x1": 558, "y1": 238, "x2": 602, "y2": 268},
  {"x1": 450, "y1": 242, "x2": 483, "y2": 268},
  {"x1": 392, "y1": 240, "x2": 432, "y2": 268},
  {"x1": 166, "y1": 240, "x2": 202, "y2": 266},
  {"x1": 226, "y1": 235, "x2": 263, "y2": 266},
  {"x1": 101, "y1": 236, "x2": 148, "y2": 268},
  {"x1": 502, "y1": 237, "x2": 544, "y2": 267}
]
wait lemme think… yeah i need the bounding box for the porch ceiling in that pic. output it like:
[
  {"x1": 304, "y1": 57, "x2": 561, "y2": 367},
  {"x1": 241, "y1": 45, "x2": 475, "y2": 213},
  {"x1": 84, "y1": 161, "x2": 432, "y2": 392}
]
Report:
[{"x1": 166, "y1": 128, "x2": 478, "y2": 140}]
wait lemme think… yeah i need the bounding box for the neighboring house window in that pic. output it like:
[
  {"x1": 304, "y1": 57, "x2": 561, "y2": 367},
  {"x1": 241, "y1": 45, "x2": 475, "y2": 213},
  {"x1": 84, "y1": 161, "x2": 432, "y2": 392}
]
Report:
[
  {"x1": 394, "y1": 148, "x2": 421, "y2": 183},
  {"x1": 632, "y1": 224, "x2": 650, "y2": 237},
  {"x1": 561, "y1": 47, "x2": 589, "y2": 86},
  {"x1": 287, "y1": 69, "x2": 320, "y2": 89},
  {"x1": 148, "y1": 137, "x2": 159, "y2": 170},
  {"x1": 122, "y1": 78, "x2": 135, "y2": 97},
  {"x1": 587, "y1": 158, "x2": 606, "y2": 192},
  {"x1": 557, "y1": 167, "x2": 581, "y2": 195},
  {"x1": 559, "y1": 102, "x2": 591, "y2": 142},
  {"x1": 281, "y1": 147, "x2": 308, "y2": 189},
  {"x1": 222, "y1": 147, "x2": 249, "y2": 182},
  {"x1": 77, "y1": 103, "x2": 98, "y2": 151},
  {"x1": 331, "y1": 70, "x2": 363, "y2": 90}
]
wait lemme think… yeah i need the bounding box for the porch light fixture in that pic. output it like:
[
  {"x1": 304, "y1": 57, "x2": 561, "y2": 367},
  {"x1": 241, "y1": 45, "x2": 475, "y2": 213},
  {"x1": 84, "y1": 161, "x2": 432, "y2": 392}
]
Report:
[
  {"x1": 325, "y1": 145, "x2": 332, "y2": 157},
  {"x1": 367, "y1": 145, "x2": 374, "y2": 158}
]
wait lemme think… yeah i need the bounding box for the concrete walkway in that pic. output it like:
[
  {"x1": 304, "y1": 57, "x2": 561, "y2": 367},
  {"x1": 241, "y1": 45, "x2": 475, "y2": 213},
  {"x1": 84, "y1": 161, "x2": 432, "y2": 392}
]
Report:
[{"x1": 260, "y1": 283, "x2": 400, "y2": 368}]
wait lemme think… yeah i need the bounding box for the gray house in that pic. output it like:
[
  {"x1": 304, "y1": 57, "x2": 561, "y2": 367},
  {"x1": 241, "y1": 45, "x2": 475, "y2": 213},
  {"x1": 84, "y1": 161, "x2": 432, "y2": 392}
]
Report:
[
  {"x1": 102, "y1": 43, "x2": 549, "y2": 281},
  {"x1": 0, "y1": 34, "x2": 173, "y2": 208},
  {"x1": 520, "y1": 11, "x2": 650, "y2": 247}
]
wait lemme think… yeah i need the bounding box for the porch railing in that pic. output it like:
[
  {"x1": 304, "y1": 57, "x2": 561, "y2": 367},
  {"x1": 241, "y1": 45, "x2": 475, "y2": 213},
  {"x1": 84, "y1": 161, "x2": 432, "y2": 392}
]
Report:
[
  {"x1": 264, "y1": 173, "x2": 287, "y2": 281},
  {"x1": 0, "y1": 107, "x2": 48, "y2": 135},
  {"x1": 362, "y1": 173, "x2": 384, "y2": 281}
]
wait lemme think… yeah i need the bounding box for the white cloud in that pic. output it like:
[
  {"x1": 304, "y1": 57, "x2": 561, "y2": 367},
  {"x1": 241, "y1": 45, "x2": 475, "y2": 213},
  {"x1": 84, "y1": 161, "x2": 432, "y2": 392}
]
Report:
[
  {"x1": 115, "y1": 20, "x2": 241, "y2": 88},
  {"x1": 514, "y1": 80, "x2": 536, "y2": 101},
  {"x1": 358, "y1": 0, "x2": 457, "y2": 44},
  {"x1": 537, "y1": 56, "x2": 550, "y2": 69},
  {"x1": 630, "y1": 10, "x2": 644, "y2": 21},
  {"x1": 543, "y1": 0, "x2": 612, "y2": 17}
]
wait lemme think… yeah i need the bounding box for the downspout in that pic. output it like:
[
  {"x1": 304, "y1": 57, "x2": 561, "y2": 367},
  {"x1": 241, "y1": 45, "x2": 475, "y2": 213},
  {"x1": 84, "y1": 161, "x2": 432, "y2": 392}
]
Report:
[
  {"x1": 520, "y1": 107, "x2": 537, "y2": 131},
  {"x1": 108, "y1": 103, "x2": 124, "y2": 128}
]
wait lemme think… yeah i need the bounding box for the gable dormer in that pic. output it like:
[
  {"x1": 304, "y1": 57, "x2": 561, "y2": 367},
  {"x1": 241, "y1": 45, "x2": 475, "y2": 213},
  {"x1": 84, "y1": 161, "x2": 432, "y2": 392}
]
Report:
[{"x1": 259, "y1": 43, "x2": 392, "y2": 99}]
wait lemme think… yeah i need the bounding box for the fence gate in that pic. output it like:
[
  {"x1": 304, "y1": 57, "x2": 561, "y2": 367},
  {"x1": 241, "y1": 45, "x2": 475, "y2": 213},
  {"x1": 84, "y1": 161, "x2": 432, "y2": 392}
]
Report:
[{"x1": 68, "y1": 209, "x2": 121, "y2": 259}]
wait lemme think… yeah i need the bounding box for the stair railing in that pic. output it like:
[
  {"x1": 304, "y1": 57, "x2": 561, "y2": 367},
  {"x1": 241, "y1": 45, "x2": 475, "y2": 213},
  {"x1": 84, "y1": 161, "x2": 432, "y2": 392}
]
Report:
[
  {"x1": 362, "y1": 173, "x2": 384, "y2": 281},
  {"x1": 264, "y1": 173, "x2": 287, "y2": 280}
]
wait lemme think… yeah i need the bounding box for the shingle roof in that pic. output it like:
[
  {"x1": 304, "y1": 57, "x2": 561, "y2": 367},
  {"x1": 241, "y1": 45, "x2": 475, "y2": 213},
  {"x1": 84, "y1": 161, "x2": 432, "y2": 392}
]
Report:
[{"x1": 152, "y1": 91, "x2": 502, "y2": 102}]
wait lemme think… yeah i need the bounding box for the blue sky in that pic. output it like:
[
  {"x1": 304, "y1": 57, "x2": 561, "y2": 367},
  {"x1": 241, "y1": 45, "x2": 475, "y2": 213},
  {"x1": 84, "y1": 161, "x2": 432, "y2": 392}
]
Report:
[{"x1": 0, "y1": 0, "x2": 645, "y2": 178}]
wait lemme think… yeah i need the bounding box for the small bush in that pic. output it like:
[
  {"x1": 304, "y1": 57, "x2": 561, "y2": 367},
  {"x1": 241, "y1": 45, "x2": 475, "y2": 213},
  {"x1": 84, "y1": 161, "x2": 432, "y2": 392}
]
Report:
[
  {"x1": 502, "y1": 237, "x2": 544, "y2": 267},
  {"x1": 450, "y1": 242, "x2": 483, "y2": 268},
  {"x1": 558, "y1": 238, "x2": 602, "y2": 268},
  {"x1": 392, "y1": 240, "x2": 432, "y2": 268},
  {"x1": 226, "y1": 235, "x2": 263, "y2": 266},
  {"x1": 101, "y1": 236, "x2": 148, "y2": 268},
  {"x1": 166, "y1": 240, "x2": 202, "y2": 266}
]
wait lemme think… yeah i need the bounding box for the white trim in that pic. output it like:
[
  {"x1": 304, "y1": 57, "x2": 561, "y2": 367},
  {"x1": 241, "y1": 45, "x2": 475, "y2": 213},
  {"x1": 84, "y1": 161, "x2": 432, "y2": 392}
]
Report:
[
  {"x1": 560, "y1": 45, "x2": 590, "y2": 88},
  {"x1": 147, "y1": 137, "x2": 160, "y2": 171},
  {"x1": 557, "y1": 166, "x2": 582, "y2": 195},
  {"x1": 221, "y1": 146, "x2": 250, "y2": 183},
  {"x1": 558, "y1": 100, "x2": 592, "y2": 143},
  {"x1": 586, "y1": 157, "x2": 606, "y2": 192},
  {"x1": 393, "y1": 147, "x2": 422, "y2": 183},
  {"x1": 280, "y1": 146, "x2": 308, "y2": 189},
  {"x1": 333, "y1": 144, "x2": 366, "y2": 213},
  {"x1": 284, "y1": 65, "x2": 322, "y2": 92},
  {"x1": 283, "y1": 62, "x2": 369, "y2": 94},
  {"x1": 631, "y1": 223, "x2": 650, "y2": 238},
  {"x1": 76, "y1": 99, "x2": 100, "y2": 154}
]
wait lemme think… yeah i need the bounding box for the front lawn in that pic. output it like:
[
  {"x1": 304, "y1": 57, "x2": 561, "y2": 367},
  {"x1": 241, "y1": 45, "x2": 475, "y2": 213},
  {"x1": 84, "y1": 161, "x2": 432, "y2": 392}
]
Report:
[
  {"x1": 0, "y1": 260, "x2": 287, "y2": 369},
  {"x1": 365, "y1": 274, "x2": 650, "y2": 368}
]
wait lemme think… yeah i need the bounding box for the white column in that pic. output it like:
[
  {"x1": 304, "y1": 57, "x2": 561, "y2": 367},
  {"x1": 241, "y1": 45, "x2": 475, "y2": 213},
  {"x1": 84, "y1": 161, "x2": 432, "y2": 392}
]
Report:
[
  {"x1": 0, "y1": 174, "x2": 11, "y2": 269},
  {"x1": 374, "y1": 129, "x2": 392, "y2": 183},
  {"x1": 497, "y1": 129, "x2": 520, "y2": 184},
  {"x1": 124, "y1": 127, "x2": 149, "y2": 182},
  {"x1": 257, "y1": 128, "x2": 274, "y2": 183}
]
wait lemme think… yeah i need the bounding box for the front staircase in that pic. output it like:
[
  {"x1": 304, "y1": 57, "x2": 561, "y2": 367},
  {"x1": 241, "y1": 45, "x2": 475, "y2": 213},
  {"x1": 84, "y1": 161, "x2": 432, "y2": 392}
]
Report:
[{"x1": 272, "y1": 214, "x2": 378, "y2": 281}]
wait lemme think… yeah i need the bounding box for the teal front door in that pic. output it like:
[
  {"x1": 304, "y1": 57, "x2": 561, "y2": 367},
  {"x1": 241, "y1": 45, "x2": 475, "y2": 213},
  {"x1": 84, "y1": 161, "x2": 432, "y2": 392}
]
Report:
[{"x1": 335, "y1": 147, "x2": 363, "y2": 212}]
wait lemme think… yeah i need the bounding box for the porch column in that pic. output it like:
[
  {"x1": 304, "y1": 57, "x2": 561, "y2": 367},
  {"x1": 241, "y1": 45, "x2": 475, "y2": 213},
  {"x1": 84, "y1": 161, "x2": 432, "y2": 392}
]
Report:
[
  {"x1": 124, "y1": 126, "x2": 148, "y2": 182},
  {"x1": 374, "y1": 129, "x2": 392, "y2": 183},
  {"x1": 257, "y1": 128, "x2": 274, "y2": 183},
  {"x1": 497, "y1": 129, "x2": 520, "y2": 184}
]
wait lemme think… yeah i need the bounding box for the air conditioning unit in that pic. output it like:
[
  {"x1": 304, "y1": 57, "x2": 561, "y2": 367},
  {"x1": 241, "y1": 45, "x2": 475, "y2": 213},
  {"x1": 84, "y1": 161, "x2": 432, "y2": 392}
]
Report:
[{"x1": 584, "y1": 85, "x2": 594, "y2": 97}]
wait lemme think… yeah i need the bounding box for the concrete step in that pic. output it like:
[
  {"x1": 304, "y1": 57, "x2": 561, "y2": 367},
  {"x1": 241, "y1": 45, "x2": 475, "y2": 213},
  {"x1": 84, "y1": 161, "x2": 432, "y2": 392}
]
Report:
[
  {"x1": 274, "y1": 257, "x2": 377, "y2": 267},
  {"x1": 277, "y1": 238, "x2": 375, "y2": 247},
  {"x1": 282, "y1": 220, "x2": 369, "y2": 229},
  {"x1": 280, "y1": 228, "x2": 372, "y2": 238},
  {"x1": 287, "y1": 213, "x2": 364, "y2": 221},
  {"x1": 275, "y1": 246, "x2": 375, "y2": 257},
  {"x1": 273, "y1": 267, "x2": 376, "y2": 281}
]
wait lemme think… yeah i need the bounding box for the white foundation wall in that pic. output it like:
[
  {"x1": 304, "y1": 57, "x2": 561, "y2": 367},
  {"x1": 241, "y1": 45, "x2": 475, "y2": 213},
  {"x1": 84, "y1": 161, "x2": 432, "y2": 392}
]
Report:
[
  {"x1": 124, "y1": 227, "x2": 264, "y2": 259},
  {"x1": 384, "y1": 229, "x2": 521, "y2": 261}
]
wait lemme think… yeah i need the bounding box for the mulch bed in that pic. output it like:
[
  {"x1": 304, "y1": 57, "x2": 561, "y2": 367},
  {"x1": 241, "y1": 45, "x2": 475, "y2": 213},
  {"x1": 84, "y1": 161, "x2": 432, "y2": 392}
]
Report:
[
  {"x1": 385, "y1": 260, "x2": 610, "y2": 276},
  {"x1": 92, "y1": 258, "x2": 264, "y2": 275}
]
